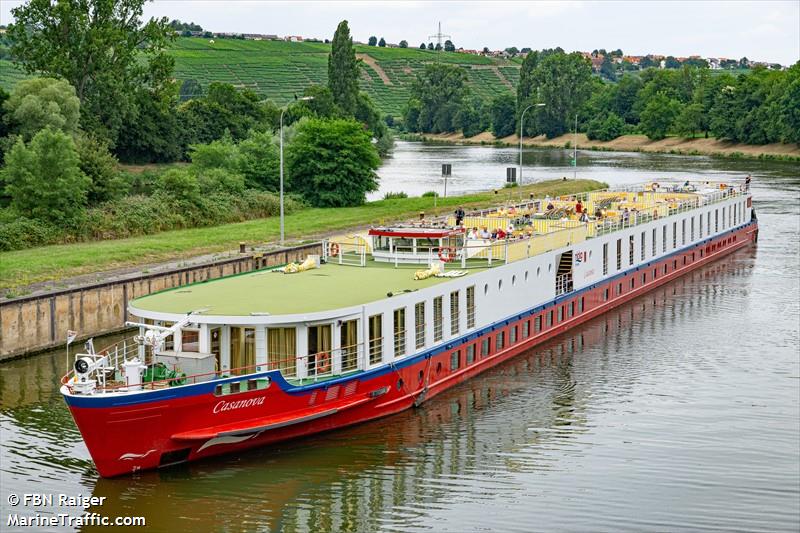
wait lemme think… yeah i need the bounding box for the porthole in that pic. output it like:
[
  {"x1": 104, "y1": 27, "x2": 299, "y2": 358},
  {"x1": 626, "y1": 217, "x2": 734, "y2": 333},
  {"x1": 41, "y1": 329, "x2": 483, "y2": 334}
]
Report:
[
  {"x1": 548, "y1": 263, "x2": 553, "y2": 272},
  {"x1": 397, "y1": 378, "x2": 404, "y2": 391}
]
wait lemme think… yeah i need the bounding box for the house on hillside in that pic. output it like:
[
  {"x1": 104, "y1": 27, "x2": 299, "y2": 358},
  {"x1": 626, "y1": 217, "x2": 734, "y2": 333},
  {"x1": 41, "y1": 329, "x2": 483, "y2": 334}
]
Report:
[
  {"x1": 590, "y1": 56, "x2": 603, "y2": 71},
  {"x1": 284, "y1": 35, "x2": 303, "y2": 42},
  {"x1": 623, "y1": 55, "x2": 642, "y2": 66}
]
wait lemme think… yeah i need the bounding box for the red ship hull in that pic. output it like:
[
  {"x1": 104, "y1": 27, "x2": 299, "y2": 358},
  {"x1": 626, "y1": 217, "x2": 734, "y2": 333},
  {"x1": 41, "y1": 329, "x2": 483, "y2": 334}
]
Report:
[{"x1": 64, "y1": 221, "x2": 758, "y2": 477}]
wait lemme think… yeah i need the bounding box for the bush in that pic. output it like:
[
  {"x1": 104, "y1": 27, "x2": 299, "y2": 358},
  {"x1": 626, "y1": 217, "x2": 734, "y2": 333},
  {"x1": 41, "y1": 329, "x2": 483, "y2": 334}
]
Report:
[
  {"x1": 383, "y1": 191, "x2": 408, "y2": 199},
  {"x1": 586, "y1": 113, "x2": 625, "y2": 141},
  {"x1": 421, "y1": 190, "x2": 440, "y2": 197},
  {"x1": 0, "y1": 216, "x2": 61, "y2": 251}
]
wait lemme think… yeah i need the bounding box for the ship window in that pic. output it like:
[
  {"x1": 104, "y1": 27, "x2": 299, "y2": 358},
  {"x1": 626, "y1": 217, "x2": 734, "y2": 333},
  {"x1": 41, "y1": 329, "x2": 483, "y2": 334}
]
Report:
[
  {"x1": 616, "y1": 239, "x2": 622, "y2": 270},
  {"x1": 690, "y1": 217, "x2": 695, "y2": 241},
  {"x1": 603, "y1": 288, "x2": 609, "y2": 301},
  {"x1": 629, "y1": 235, "x2": 635, "y2": 265},
  {"x1": 181, "y1": 329, "x2": 200, "y2": 352},
  {"x1": 495, "y1": 331, "x2": 505, "y2": 351},
  {"x1": 498, "y1": 279, "x2": 503, "y2": 291},
  {"x1": 509, "y1": 326, "x2": 517, "y2": 344},
  {"x1": 340, "y1": 320, "x2": 359, "y2": 372},
  {"x1": 268, "y1": 327, "x2": 296, "y2": 376},
  {"x1": 450, "y1": 291, "x2": 460, "y2": 335},
  {"x1": 466, "y1": 286, "x2": 476, "y2": 329},
  {"x1": 450, "y1": 350, "x2": 460, "y2": 371},
  {"x1": 229, "y1": 381, "x2": 240, "y2": 394},
  {"x1": 602, "y1": 243, "x2": 609, "y2": 275},
  {"x1": 662, "y1": 225, "x2": 667, "y2": 252},
  {"x1": 415, "y1": 302, "x2": 425, "y2": 349},
  {"x1": 641, "y1": 231, "x2": 646, "y2": 261},
  {"x1": 673, "y1": 222, "x2": 677, "y2": 249},
  {"x1": 394, "y1": 308, "x2": 406, "y2": 357},
  {"x1": 484, "y1": 283, "x2": 488, "y2": 295},
  {"x1": 466, "y1": 344, "x2": 475, "y2": 365},
  {"x1": 569, "y1": 301, "x2": 575, "y2": 317},
  {"x1": 525, "y1": 271, "x2": 529, "y2": 282},
  {"x1": 652, "y1": 228, "x2": 657, "y2": 257},
  {"x1": 230, "y1": 327, "x2": 256, "y2": 374},
  {"x1": 368, "y1": 314, "x2": 383, "y2": 365},
  {"x1": 308, "y1": 325, "x2": 332, "y2": 376},
  {"x1": 481, "y1": 338, "x2": 490, "y2": 357},
  {"x1": 579, "y1": 297, "x2": 585, "y2": 313},
  {"x1": 549, "y1": 263, "x2": 553, "y2": 272},
  {"x1": 653, "y1": 268, "x2": 657, "y2": 279},
  {"x1": 534, "y1": 315, "x2": 542, "y2": 332},
  {"x1": 682, "y1": 219, "x2": 686, "y2": 245},
  {"x1": 522, "y1": 320, "x2": 530, "y2": 338},
  {"x1": 433, "y1": 297, "x2": 443, "y2": 342},
  {"x1": 558, "y1": 306, "x2": 564, "y2": 322},
  {"x1": 512, "y1": 275, "x2": 516, "y2": 286},
  {"x1": 630, "y1": 278, "x2": 635, "y2": 290},
  {"x1": 618, "y1": 282, "x2": 623, "y2": 295},
  {"x1": 546, "y1": 310, "x2": 553, "y2": 327},
  {"x1": 537, "y1": 267, "x2": 541, "y2": 277},
  {"x1": 715, "y1": 209, "x2": 719, "y2": 232},
  {"x1": 642, "y1": 273, "x2": 647, "y2": 284}
]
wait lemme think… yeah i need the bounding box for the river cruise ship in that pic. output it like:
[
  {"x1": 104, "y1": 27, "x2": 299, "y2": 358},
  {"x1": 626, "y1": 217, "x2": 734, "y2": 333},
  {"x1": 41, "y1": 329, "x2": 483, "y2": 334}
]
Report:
[{"x1": 61, "y1": 180, "x2": 757, "y2": 477}]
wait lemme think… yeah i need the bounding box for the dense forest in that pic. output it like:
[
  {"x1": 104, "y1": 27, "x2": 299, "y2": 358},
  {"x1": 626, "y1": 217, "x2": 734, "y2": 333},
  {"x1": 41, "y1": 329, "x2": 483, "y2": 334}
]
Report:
[
  {"x1": 403, "y1": 48, "x2": 800, "y2": 145},
  {"x1": 0, "y1": 1, "x2": 391, "y2": 252}
]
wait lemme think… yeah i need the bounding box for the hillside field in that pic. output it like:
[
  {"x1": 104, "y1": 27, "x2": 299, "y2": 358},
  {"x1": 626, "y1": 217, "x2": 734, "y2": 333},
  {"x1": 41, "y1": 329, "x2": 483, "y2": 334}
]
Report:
[{"x1": 0, "y1": 38, "x2": 520, "y2": 117}]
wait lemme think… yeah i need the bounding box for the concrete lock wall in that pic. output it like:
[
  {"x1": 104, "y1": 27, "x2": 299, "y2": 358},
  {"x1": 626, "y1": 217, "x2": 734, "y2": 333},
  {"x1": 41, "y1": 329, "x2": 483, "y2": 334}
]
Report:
[{"x1": 0, "y1": 243, "x2": 321, "y2": 361}]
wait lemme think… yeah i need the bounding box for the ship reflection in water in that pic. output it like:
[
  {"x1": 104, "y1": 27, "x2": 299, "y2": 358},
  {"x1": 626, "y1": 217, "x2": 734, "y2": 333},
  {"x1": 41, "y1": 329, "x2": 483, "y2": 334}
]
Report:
[{"x1": 6, "y1": 243, "x2": 796, "y2": 532}]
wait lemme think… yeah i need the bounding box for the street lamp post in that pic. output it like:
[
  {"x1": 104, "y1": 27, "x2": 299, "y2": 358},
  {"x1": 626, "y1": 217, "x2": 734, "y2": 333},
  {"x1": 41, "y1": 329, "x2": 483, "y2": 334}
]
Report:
[
  {"x1": 518, "y1": 102, "x2": 546, "y2": 190},
  {"x1": 279, "y1": 96, "x2": 314, "y2": 246}
]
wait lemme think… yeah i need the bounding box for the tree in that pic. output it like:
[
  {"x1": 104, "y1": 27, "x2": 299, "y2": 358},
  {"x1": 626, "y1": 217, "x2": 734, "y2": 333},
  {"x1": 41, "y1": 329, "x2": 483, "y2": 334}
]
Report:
[
  {"x1": 665, "y1": 56, "x2": 681, "y2": 69},
  {"x1": 420, "y1": 43, "x2": 426, "y2": 50},
  {"x1": 639, "y1": 92, "x2": 680, "y2": 140},
  {"x1": 600, "y1": 56, "x2": 617, "y2": 81},
  {"x1": 177, "y1": 82, "x2": 267, "y2": 147},
  {"x1": 328, "y1": 21, "x2": 359, "y2": 115},
  {"x1": 286, "y1": 118, "x2": 380, "y2": 207},
  {"x1": 399, "y1": 40, "x2": 408, "y2": 48},
  {"x1": 674, "y1": 102, "x2": 704, "y2": 138},
  {"x1": 490, "y1": 93, "x2": 517, "y2": 138},
  {"x1": 409, "y1": 64, "x2": 470, "y2": 133},
  {"x1": 428, "y1": 43, "x2": 434, "y2": 50},
  {"x1": 179, "y1": 79, "x2": 204, "y2": 101},
  {"x1": 505, "y1": 47, "x2": 519, "y2": 56},
  {"x1": 454, "y1": 97, "x2": 486, "y2": 137},
  {"x1": 156, "y1": 168, "x2": 200, "y2": 205},
  {"x1": 3, "y1": 77, "x2": 81, "y2": 140},
  {"x1": 3, "y1": 127, "x2": 90, "y2": 224},
  {"x1": 444, "y1": 40, "x2": 455, "y2": 52},
  {"x1": 76, "y1": 134, "x2": 128, "y2": 203},
  {"x1": 378, "y1": 37, "x2": 386, "y2": 47},
  {"x1": 586, "y1": 112, "x2": 625, "y2": 141},
  {"x1": 368, "y1": 36, "x2": 377, "y2": 46},
  {"x1": 8, "y1": 0, "x2": 174, "y2": 147}
]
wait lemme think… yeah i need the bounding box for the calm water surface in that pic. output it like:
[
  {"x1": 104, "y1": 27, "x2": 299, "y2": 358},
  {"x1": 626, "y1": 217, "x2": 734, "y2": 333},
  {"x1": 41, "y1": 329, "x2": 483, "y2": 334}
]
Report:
[{"x1": 1, "y1": 144, "x2": 799, "y2": 532}]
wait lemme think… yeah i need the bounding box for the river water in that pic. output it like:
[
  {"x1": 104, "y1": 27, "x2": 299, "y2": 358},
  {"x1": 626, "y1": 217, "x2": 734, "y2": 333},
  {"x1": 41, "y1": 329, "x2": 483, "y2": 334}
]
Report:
[{"x1": 1, "y1": 143, "x2": 798, "y2": 532}]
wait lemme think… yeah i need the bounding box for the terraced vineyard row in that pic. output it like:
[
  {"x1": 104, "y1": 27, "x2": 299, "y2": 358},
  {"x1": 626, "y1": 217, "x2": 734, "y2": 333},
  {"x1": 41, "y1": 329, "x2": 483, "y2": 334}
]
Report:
[{"x1": 0, "y1": 38, "x2": 520, "y2": 118}]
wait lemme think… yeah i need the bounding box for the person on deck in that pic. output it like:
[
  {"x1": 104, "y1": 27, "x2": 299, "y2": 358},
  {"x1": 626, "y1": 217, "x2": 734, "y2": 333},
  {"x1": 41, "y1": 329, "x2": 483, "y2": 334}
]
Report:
[
  {"x1": 480, "y1": 227, "x2": 491, "y2": 239},
  {"x1": 496, "y1": 228, "x2": 507, "y2": 239},
  {"x1": 454, "y1": 206, "x2": 465, "y2": 227},
  {"x1": 546, "y1": 201, "x2": 555, "y2": 211},
  {"x1": 575, "y1": 200, "x2": 583, "y2": 213},
  {"x1": 745, "y1": 175, "x2": 752, "y2": 191}
]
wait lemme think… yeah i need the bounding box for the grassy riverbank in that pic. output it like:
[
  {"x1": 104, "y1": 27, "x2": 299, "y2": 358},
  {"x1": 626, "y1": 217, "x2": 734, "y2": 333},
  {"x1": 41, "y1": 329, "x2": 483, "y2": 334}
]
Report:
[
  {"x1": 0, "y1": 179, "x2": 605, "y2": 293},
  {"x1": 414, "y1": 132, "x2": 800, "y2": 160}
]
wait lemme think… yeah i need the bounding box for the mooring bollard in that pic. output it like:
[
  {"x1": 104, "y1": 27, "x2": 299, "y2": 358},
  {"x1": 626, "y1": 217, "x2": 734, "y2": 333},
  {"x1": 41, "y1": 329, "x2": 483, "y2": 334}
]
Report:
[{"x1": 239, "y1": 242, "x2": 246, "y2": 254}]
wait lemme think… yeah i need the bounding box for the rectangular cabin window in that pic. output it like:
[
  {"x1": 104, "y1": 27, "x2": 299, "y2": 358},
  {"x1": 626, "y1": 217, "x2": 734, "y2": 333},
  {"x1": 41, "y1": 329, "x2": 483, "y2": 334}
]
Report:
[
  {"x1": 569, "y1": 301, "x2": 575, "y2": 318},
  {"x1": 481, "y1": 338, "x2": 490, "y2": 357},
  {"x1": 558, "y1": 306, "x2": 564, "y2": 322},
  {"x1": 652, "y1": 228, "x2": 657, "y2": 257},
  {"x1": 466, "y1": 286, "x2": 476, "y2": 329},
  {"x1": 307, "y1": 325, "x2": 332, "y2": 375},
  {"x1": 368, "y1": 314, "x2": 383, "y2": 365},
  {"x1": 618, "y1": 282, "x2": 623, "y2": 296},
  {"x1": 690, "y1": 217, "x2": 695, "y2": 241},
  {"x1": 630, "y1": 278, "x2": 635, "y2": 290},
  {"x1": 707, "y1": 212, "x2": 711, "y2": 236},
  {"x1": 181, "y1": 329, "x2": 200, "y2": 352},
  {"x1": 547, "y1": 310, "x2": 554, "y2": 326},
  {"x1": 466, "y1": 344, "x2": 475, "y2": 365},
  {"x1": 393, "y1": 308, "x2": 406, "y2": 357},
  {"x1": 642, "y1": 273, "x2": 647, "y2": 285},
  {"x1": 433, "y1": 296, "x2": 443, "y2": 342},
  {"x1": 602, "y1": 243, "x2": 609, "y2": 275},
  {"x1": 450, "y1": 290, "x2": 460, "y2": 336},
  {"x1": 700, "y1": 213, "x2": 704, "y2": 237},
  {"x1": 230, "y1": 327, "x2": 256, "y2": 374},
  {"x1": 662, "y1": 225, "x2": 667, "y2": 252},
  {"x1": 629, "y1": 235, "x2": 635, "y2": 266},
  {"x1": 672, "y1": 222, "x2": 677, "y2": 249},
  {"x1": 641, "y1": 231, "x2": 646, "y2": 261},
  {"x1": 579, "y1": 297, "x2": 585, "y2": 313},
  {"x1": 681, "y1": 219, "x2": 686, "y2": 245},
  {"x1": 495, "y1": 331, "x2": 505, "y2": 352},
  {"x1": 715, "y1": 209, "x2": 719, "y2": 232},
  {"x1": 522, "y1": 320, "x2": 530, "y2": 339},
  {"x1": 616, "y1": 239, "x2": 622, "y2": 270},
  {"x1": 414, "y1": 302, "x2": 425, "y2": 349},
  {"x1": 340, "y1": 320, "x2": 358, "y2": 372},
  {"x1": 268, "y1": 327, "x2": 296, "y2": 376},
  {"x1": 733, "y1": 204, "x2": 737, "y2": 225},
  {"x1": 450, "y1": 350, "x2": 461, "y2": 371},
  {"x1": 603, "y1": 288, "x2": 609, "y2": 301},
  {"x1": 534, "y1": 315, "x2": 542, "y2": 333},
  {"x1": 729, "y1": 205, "x2": 733, "y2": 227},
  {"x1": 509, "y1": 325, "x2": 517, "y2": 344}
]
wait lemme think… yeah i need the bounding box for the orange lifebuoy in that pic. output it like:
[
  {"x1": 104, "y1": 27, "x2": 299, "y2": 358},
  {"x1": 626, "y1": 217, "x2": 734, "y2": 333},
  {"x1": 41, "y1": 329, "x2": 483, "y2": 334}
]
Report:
[
  {"x1": 438, "y1": 247, "x2": 456, "y2": 263},
  {"x1": 317, "y1": 352, "x2": 331, "y2": 374},
  {"x1": 329, "y1": 242, "x2": 340, "y2": 257}
]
